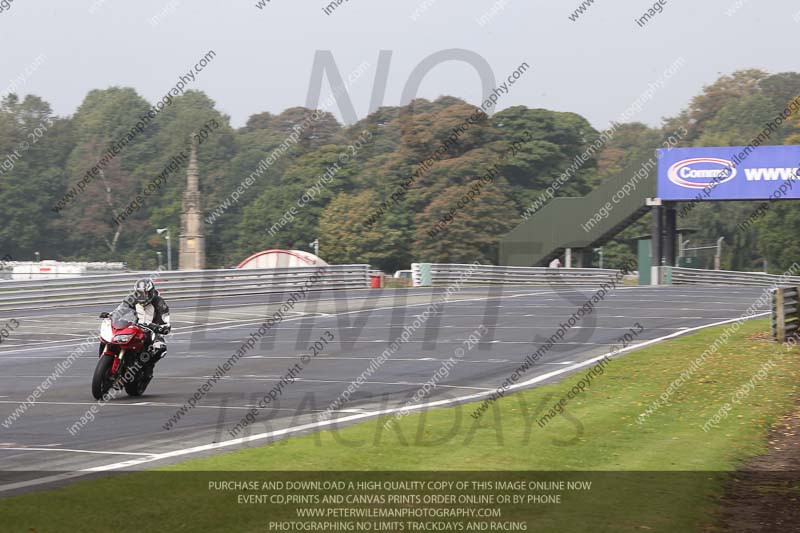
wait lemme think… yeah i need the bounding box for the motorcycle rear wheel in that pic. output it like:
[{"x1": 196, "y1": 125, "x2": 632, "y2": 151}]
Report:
[{"x1": 91, "y1": 356, "x2": 115, "y2": 400}]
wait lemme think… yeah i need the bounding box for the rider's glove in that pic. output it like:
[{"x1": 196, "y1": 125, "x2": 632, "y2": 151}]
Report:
[{"x1": 159, "y1": 324, "x2": 171, "y2": 335}]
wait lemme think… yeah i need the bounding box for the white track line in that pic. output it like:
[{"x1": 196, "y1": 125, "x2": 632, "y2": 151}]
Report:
[
  {"x1": 0, "y1": 400, "x2": 342, "y2": 413},
  {"x1": 0, "y1": 447, "x2": 154, "y2": 456},
  {"x1": 0, "y1": 376, "x2": 493, "y2": 390},
  {"x1": 0, "y1": 311, "x2": 768, "y2": 493},
  {"x1": 0, "y1": 290, "x2": 558, "y2": 355},
  {"x1": 0, "y1": 356, "x2": 504, "y2": 364}
]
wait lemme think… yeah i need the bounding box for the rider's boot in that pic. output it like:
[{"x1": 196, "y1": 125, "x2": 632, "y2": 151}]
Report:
[
  {"x1": 152, "y1": 340, "x2": 167, "y2": 362},
  {"x1": 144, "y1": 342, "x2": 166, "y2": 379}
]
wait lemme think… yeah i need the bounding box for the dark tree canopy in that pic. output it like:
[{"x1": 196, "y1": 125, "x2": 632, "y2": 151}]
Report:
[{"x1": 1, "y1": 69, "x2": 798, "y2": 272}]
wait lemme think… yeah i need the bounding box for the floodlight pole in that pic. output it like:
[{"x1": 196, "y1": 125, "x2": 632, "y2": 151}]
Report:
[{"x1": 157, "y1": 228, "x2": 172, "y2": 271}]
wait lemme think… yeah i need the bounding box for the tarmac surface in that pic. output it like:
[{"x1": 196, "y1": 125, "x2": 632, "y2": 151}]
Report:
[{"x1": 0, "y1": 284, "x2": 770, "y2": 493}]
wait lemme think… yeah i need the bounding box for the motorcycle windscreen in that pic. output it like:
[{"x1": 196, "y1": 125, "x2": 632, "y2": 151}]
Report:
[{"x1": 110, "y1": 305, "x2": 137, "y2": 329}]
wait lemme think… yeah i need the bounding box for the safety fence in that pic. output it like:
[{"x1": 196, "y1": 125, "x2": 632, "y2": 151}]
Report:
[
  {"x1": 0, "y1": 261, "x2": 127, "y2": 280},
  {"x1": 0, "y1": 265, "x2": 370, "y2": 311},
  {"x1": 6, "y1": 261, "x2": 800, "y2": 311},
  {"x1": 411, "y1": 263, "x2": 627, "y2": 287},
  {"x1": 664, "y1": 266, "x2": 800, "y2": 287}
]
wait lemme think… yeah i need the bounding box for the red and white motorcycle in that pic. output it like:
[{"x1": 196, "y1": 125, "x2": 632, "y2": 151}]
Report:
[{"x1": 92, "y1": 306, "x2": 166, "y2": 400}]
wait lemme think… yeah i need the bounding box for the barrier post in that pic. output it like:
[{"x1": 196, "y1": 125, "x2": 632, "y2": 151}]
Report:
[
  {"x1": 773, "y1": 288, "x2": 786, "y2": 343},
  {"x1": 772, "y1": 286, "x2": 800, "y2": 343},
  {"x1": 661, "y1": 266, "x2": 672, "y2": 285},
  {"x1": 419, "y1": 263, "x2": 432, "y2": 287},
  {"x1": 637, "y1": 239, "x2": 651, "y2": 285}
]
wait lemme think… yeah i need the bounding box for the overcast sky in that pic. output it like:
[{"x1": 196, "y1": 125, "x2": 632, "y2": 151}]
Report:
[{"x1": 2, "y1": 0, "x2": 799, "y2": 130}]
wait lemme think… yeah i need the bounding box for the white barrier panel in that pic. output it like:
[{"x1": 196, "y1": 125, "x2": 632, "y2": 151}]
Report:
[
  {"x1": 411, "y1": 263, "x2": 626, "y2": 287},
  {"x1": 0, "y1": 265, "x2": 370, "y2": 311},
  {"x1": 667, "y1": 266, "x2": 800, "y2": 287}
]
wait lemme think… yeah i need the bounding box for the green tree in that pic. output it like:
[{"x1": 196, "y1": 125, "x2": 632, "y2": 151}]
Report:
[
  {"x1": 318, "y1": 191, "x2": 407, "y2": 270},
  {"x1": 665, "y1": 69, "x2": 767, "y2": 143},
  {"x1": 0, "y1": 94, "x2": 73, "y2": 260},
  {"x1": 413, "y1": 178, "x2": 516, "y2": 264}
]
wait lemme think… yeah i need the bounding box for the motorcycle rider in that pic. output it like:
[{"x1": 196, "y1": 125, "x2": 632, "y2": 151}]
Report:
[{"x1": 121, "y1": 278, "x2": 172, "y2": 366}]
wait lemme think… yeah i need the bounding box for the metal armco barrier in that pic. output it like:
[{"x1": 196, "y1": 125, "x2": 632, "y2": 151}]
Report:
[
  {"x1": 411, "y1": 263, "x2": 626, "y2": 287},
  {"x1": 0, "y1": 265, "x2": 370, "y2": 311},
  {"x1": 772, "y1": 287, "x2": 799, "y2": 343},
  {"x1": 667, "y1": 266, "x2": 800, "y2": 287}
]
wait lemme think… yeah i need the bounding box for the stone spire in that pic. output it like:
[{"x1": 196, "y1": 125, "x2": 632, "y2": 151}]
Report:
[
  {"x1": 178, "y1": 139, "x2": 206, "y2": 270},
  {"x1": 186, "y1": 140, "x2": 199, "y2": 192}
]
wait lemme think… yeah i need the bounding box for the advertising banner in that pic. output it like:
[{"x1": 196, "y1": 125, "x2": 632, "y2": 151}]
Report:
[{"x1": 656, "y1": 145, "x2": 800, "y2": 201}]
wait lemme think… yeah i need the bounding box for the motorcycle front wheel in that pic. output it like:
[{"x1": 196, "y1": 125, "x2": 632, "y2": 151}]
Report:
[
  {"x1": 91, "y1": 356, "x2": 115, "y2": 400},
  {"x1": 124, "y1": 374, "x2": 151, "y2": 397}
]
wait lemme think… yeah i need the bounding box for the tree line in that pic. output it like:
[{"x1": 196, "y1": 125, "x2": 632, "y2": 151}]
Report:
[{"x1": 1, "y1": 69, "x2": 799, "y2": 272}]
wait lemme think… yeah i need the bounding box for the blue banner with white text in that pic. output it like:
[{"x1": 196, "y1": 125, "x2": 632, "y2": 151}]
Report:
[{"x1": 656, "y1": 145, "x2": 800, "y2": 201}]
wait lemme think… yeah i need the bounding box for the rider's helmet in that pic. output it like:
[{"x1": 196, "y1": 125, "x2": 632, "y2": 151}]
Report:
[{"x1": 132, "y1": 278, "x2": 156, "y2": 306}]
